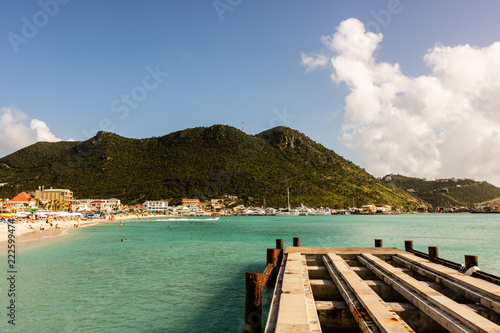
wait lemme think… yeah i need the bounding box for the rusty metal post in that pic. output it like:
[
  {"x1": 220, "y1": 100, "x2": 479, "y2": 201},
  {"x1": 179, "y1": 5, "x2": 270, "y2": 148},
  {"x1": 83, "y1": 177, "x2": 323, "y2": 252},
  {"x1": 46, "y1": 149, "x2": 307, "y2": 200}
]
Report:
[
  {"x1": 276, "y1": 239, "x2": 284, "y2": 269},
  {"x1": 464, "y1": 255, "x2": 478, "y2": 270},
  {"x1": 293, "y1": 237, "x2": 300, "y2": 247},
  {"x1": 267, "y1": 248, "x2": 279, "y2": 285},
  {"x1": 404, "y1": 240, "x2": 413, "y2": 252},
  {"x1": 375, "y1": 239, "x2": 383, "y2": 247},
  {"x1": 245, "y1": 271, "x2": 262, "y2": 333},
  {"x1": 428, "y1": 246, "x2": 439, "y2": 262}
]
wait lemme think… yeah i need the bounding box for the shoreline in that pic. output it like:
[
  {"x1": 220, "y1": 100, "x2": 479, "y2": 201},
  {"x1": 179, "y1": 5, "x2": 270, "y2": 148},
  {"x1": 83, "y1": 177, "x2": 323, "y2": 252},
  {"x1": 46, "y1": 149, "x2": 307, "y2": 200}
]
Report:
[
  {"x1": 0, "y1": 219, "x2": 98, "y2": 255},
  {"x1": 0, "y1": 214, "x2": 161, "y2": 255}
]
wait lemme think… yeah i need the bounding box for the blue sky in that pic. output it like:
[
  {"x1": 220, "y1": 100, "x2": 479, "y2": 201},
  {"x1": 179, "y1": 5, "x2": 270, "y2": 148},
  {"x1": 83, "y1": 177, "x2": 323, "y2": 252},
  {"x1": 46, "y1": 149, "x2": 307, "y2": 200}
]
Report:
[{"x1": 2, "y1": 1, "x2": 500, "y2": 184}]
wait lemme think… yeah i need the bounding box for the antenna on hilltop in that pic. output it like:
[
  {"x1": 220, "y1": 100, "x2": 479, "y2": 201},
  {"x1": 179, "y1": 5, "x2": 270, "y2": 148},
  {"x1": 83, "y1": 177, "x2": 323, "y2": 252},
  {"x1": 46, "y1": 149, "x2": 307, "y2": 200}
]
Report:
[{"x1": 242, "y1": 121, "x2": 245, "y2": 132}]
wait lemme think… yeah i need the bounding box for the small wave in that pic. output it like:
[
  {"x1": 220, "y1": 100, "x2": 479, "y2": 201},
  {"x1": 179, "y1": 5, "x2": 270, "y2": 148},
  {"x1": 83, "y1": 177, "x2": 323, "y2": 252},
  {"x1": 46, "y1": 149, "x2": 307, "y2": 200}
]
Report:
[
  {"x1": 39, "y1": 229, "x2": 69, "y2": 240},
  {"x1": 146, "y1": 218, "x2": 220, "y2": 222}
]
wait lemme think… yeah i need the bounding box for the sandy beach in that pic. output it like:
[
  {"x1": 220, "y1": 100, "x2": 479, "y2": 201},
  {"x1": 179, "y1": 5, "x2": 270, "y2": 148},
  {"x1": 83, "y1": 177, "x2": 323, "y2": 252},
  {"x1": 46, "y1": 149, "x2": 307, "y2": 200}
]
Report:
[{"x1": 0, "y1": 214, "x2": 154, "y2": 255}]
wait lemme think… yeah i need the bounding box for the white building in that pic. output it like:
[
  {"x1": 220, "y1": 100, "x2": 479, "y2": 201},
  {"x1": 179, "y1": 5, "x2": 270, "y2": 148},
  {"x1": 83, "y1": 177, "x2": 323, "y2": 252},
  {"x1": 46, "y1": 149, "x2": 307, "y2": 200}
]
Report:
[
  {"x1": 143, "y1": 200, "x2": 169, "y2": 211},
  {"x1": 377, "y1": 205, "x2": 392, "y2": 213},
  {"x1": 72, "y1": 198, "x2": 121, "y2": 212},
  {"x1": 361, "y1": 204, "x2": 377, "y2": 213}
]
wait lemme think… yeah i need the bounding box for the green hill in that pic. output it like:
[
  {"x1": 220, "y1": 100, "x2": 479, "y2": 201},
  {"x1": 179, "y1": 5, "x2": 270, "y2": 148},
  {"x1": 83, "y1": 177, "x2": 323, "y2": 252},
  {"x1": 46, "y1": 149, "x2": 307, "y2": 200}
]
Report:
[
  {"x1": 383, "y1": 174, "x2": 500, "y2": 207},
  {"x1": 0, "y1": 125, "x2": 425, "y2": 209}
]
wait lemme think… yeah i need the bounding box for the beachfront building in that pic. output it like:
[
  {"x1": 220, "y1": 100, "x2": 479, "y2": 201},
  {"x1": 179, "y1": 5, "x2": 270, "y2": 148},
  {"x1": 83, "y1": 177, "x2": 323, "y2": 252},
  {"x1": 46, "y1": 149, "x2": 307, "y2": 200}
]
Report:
[
  {"x1": 377, "y1": 205, "x2": 392, "y2": 213},
  {"x1": 72, "y1": 198, "x2": 121, "y2": 212},
  {"x1": 72, "y1": 199, "x2": 88, "y2": 212},
  {"x1": 35, "y1": 188, "x2": 73, "y2": 205},
  {"x1": 182, "y1": 198, "x2": 200, "y2": 210},
  {"x1": 143, "y1": 200, "x2": 169, "y2": 212},
  {"x1": 361, "y1": 204, "x2": 377, "y2": 213},
  {"x1": 7, "y1": 192, "x2": 36, "y2": 211}
]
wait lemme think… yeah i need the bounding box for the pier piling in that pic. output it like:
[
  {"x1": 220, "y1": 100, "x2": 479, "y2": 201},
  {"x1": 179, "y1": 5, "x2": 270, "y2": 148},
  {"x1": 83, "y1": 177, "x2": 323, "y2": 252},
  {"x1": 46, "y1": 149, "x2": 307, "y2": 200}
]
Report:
[
  {"x1": 375, "y1": 239, "x2": 383, "y2": 247},
  {"x1": 276, "y1": 239, "x2": 283, "y2": 268},
  {"x1": 245, "y1": 271, "x2": 263, "y2": 333},
  {"x1": 428, "y1": 246, "x2": 439, "y2": 262},
  {"x1": 293, "y1": 237, "x2": 300, "y2": 247},
  {"x1": 404, "y1": 240, "x2": 413, "y2": 252},
  {"x1": 266, "y1": 248, "x2": 279, "y2": 285},
  {"x1": 465, "y1": 255, "x2": 479, "y2": 270},
  {"x1": 245, "y1": 238, "x2": 287, "y2": 332}
]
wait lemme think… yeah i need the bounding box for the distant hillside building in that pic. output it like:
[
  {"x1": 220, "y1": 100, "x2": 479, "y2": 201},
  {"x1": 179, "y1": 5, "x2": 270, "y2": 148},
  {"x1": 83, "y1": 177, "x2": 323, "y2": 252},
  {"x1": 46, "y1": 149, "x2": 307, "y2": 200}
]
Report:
[
  {"x1": 35, "y1": 188, "x2": 73, "y2": 205},
  {"x1": 433, "y1": 188, "x2": 449, "y2": 194},
  {"x1": 211, "y1": 199, "x2": 224, "y2": 209},
  {"x1": 381, "y1": 175, "x2": 392, "y2": 182},
  {"x1": 143, "y1": 200, "x2": 169, "y2": 211},
  {"x1": 182, "y1": 198, "x2": 200, "y2": 209}
]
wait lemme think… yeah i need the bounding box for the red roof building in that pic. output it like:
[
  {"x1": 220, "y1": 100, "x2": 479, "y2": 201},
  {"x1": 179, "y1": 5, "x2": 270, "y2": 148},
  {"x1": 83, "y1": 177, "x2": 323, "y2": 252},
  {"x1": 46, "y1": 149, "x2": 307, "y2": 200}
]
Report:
[{"x1": 9, "y1": 192, "x2": 36, "y2": 211}]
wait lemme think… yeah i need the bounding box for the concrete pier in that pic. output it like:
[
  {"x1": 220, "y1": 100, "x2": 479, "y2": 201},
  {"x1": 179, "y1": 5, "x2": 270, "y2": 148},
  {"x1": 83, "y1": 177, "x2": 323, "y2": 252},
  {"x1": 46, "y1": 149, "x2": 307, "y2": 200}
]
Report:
[{"x1": 264, "y1": 245, "x2": 500, "y2": 333}]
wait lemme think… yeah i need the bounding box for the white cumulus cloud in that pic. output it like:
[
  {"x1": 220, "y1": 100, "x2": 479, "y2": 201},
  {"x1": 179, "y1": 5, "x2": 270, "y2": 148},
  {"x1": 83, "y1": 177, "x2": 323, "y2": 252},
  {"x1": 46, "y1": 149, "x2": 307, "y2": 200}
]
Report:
[
  {"x1": 302, "y1": 18, "x2": 500, "y2": 186},
  {"x1": 0, "y1": 106, "x2": 62, "y2": 157}
]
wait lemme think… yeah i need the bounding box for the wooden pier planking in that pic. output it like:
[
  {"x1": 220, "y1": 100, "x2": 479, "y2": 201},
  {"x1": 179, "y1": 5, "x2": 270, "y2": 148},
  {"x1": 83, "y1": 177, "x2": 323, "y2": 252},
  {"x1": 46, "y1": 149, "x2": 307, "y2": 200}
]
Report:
[
  {"x1": 359, "y1": 253, "x2": 500, "y2": 333},
  {"x1": 394, "y1": 253, "x2": 500, "y2": 313},
  {"x1": 325, "y1": 253, "x2": 413, "y2": 333},
  {"x1": 264, "y1": 245, "x2": 500, "y2": 333},
  {"x1": 272, "y1": 253, "x2": 322, "y2": 333},
  {"x1": 323, "y1": 253, "x2": 381, "y2": 333}
]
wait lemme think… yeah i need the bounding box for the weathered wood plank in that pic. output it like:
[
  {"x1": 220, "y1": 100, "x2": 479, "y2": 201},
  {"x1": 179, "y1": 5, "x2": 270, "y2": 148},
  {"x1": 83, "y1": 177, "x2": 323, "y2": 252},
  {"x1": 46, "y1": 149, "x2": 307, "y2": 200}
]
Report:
[
  {"x1": 286, "y1": 247, "x2": 405, "y2": 255},
  {"x1": 273, "y1": 252, "x2": 321, "y2": 333},
  {"x1": 360, "y1": 253, "x2": 500, "y2": 333},
  {"x1": 323, "y1": 254, "x2": 380, "y2": 333},
  {"x1": 301, "y1": 255, "x2": 322, "y2": 333},
  {"x1": 325, "y1": 253, "x2": 414, "y2": 333},
  {"x1": 265, "y1": 251, "x2": 287, "y2": 333},
  {"x1": 395, "y1": 253, "x2": 500, "y2": 314},
  {"x1": 315, "y1": 300, "x2": 445, "y2": 332}
]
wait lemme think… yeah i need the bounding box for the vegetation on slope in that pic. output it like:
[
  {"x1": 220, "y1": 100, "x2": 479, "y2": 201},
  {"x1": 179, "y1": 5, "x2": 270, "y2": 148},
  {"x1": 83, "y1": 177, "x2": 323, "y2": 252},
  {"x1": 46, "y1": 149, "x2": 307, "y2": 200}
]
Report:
[
  {"x1": 0, "y1": 125, "x2": 424, "y2": 209},
  {"x1": 384, "y1": 174, "x2": 500, "y2": 207}
]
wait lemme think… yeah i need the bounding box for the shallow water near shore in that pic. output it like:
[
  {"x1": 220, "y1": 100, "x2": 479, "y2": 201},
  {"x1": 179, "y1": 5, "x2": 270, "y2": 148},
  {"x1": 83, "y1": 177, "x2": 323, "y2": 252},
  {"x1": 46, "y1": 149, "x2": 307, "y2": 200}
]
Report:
[{"x1": 1, "y1": 214, "x2": 499, "y2": 332}]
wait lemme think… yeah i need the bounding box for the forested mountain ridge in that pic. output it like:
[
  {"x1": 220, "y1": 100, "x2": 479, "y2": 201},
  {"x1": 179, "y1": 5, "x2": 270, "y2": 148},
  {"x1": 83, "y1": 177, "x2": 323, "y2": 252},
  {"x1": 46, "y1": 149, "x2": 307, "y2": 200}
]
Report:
[
  {"x1": 383, "y1": 174, "x2": 500, "y2": 208},
  {"x1": 0, "y1": 125, "x2": 425, "y2": 209}
]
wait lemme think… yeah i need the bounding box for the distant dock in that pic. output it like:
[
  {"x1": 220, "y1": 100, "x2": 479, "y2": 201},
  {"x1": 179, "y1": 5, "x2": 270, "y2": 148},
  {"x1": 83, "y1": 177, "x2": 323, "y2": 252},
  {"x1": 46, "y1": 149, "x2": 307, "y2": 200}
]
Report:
[{"x1": 245, "y1": 239, "x2": 500, "y2": 332}]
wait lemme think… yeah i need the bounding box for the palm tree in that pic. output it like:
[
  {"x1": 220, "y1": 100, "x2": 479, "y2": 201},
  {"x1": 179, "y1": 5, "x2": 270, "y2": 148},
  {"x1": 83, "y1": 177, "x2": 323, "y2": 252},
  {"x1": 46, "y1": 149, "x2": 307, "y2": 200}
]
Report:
[{"x1": 55, "y1": 200, "x2": 63, "y2": 212}]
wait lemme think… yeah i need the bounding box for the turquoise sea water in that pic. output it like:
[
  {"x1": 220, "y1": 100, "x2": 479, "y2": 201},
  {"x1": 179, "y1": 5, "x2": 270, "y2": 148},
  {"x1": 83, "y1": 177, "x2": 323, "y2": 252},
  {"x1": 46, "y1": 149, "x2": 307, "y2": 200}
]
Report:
[{"x1": 1, "y1": 214, "x2": 499, "y2": 332}]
